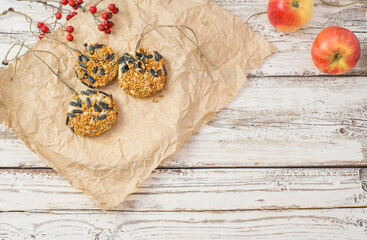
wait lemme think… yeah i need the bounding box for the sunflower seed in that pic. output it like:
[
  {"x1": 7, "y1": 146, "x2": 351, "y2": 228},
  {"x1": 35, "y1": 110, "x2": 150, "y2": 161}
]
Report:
[
  {"x1": 110, "y1": 54, "x2": 115, "y2": 61},
  {"x1": 99, "y1": 102, "x2": 113, "y2": 110},
  {"x1": 137, "y1": 62, "x2": 142, "y2": 68},
  {"x1": 89, "y1": 46, "x2": 95, "y2": 55},
  {"x1": 87, "y1": 75, "x2": 95, "y2": 84},
  {"x1": 140, "y1": 68, "x2": 146, "y2": 74},
  {"x1": 125, "y1": 53, "x2": 135, "y2": 62},
  {"x1": 83, "y1": 43, "x2": 88, "y2": 47},
  {"x1": 149, "y1": 68, "x2": 157, "y2": 77},
  {"x1": 105, "y1": 54, "x2": 111, "y2": 60},
  {"x1": 156, "y1": 69, "x2": 162, "y2": 76},
  {"x1": 163, "y1": 65, "x2": 167, "y2": 75},
  {"x1": 87, "y1": 89, "x2": 97, "y2": 94},
  {"x1": 94, "y1": 44, "x2": 105, "y2": 49},
  {"x1": 146, "y1": 54, "x2": 153, "y2": 59},
  {"x1": 67, "y1": 113, "x2": 77, "y2": 118},
  {"x1": 99, "y1": 68, "x2": 105, "y2": 76},
  {"x1": 69, "y1": 101, "x2": 79, "y2": 107},
  {"x1": 82, "y1": 55, "x2": 89, "y2": 62},
  {"x1": 86, "y1": 97, "x2": 91, "y2": 107},
  {"x1": 97, "y1": 114, "x2": 107, "y2": 120},
  {"x1": 81, "y1": 81, "x2": 93, "y2": 88},
  {"x1": 136, "y1": 52, "x2": 143, "y2": 58},
  {"x1": 81, "y1": 90, "x2": 89, "y2": 96},
  {"x1": 154, "y1": 51, "x2": 163, "y2": 61},
  {"x1": 73, "y1": 109, "x2": 83, "y2": 114},
  {"x1": 81, "y1": 69, "x2": 88, "y2": 74},
  {"x1": 118, "y1": 56, "x2": 124, "y2": 64},
  {"x1": 121, "y1": 64, "x2": 129, "y2": 73},
  {"x1": 99, "y1": 91, "x2": 111, "y2": 98},
  {"x1": 80, "y1": 63, "x2": 87, "y2": 69},
  {"x1": 78, "y1": 55, "x2": 82, "y2": 63},
  {"x1": 94, "y1": 104, "x2": 102, "y2": 112},
  {"x1": 66, "y1": 116, "x2": 69, "y2": 125},
  {"x1": 77, "y1": 98, "x2": 82, "y2": 107},
  {"x1": 92, "y1": 67, "x2": 98, "y2": 74}
]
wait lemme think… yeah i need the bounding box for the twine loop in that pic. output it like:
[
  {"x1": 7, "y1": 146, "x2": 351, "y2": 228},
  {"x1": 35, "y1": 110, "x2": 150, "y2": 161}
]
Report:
[{"x1": 136, "y1": 24, "x2": 218, "y2": 68}]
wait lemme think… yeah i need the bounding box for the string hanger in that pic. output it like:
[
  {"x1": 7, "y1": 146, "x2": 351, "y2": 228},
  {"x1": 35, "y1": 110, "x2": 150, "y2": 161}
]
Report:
[
  {"x1": 0, "y1": 8, "x2": 90, "y2": 59},
  {"x1": 135, "y1": 24, "x2": 218, "y2": 69},
  {"x1": 3, "y1": 41, "x2": 77, "y2": 95},
  {"x1": 0, "y1": 7, "x2": 91, "y2": 94}
]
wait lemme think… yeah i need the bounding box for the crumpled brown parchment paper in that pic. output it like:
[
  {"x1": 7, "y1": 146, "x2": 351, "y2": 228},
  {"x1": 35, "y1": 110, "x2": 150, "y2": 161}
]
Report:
[{"x1": 0, "y1": 0, "x2": 275, "y2": 210}]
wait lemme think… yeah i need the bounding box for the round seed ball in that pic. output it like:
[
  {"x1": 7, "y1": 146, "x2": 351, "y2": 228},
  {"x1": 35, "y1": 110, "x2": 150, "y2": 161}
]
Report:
[
  {"x1": 66, "y1": 90, "x2": 118, "y2": 136},
  {"x1": 74, "y1": 43, "x2": 119, "y2": 88},
  {"x1": 118, "y1": 48, "x2": 167, "y2": 98}
]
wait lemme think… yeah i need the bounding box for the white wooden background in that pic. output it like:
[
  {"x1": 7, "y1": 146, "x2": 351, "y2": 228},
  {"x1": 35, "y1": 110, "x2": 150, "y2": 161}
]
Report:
[{"x1": 0, "y1": 0, "x2": 366, "y2": 239}]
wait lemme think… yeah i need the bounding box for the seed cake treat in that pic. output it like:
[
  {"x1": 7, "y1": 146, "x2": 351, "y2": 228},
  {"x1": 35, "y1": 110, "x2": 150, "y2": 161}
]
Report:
[
  {"x1": 118, "y1": 48, "x2": 167, "y2": 98},
  {"x1": 74, "y1": 43, "x2": 118, "y2": 88},
  {"x1": 66, "y1": 89, "x2": 118, "y2": 136}
]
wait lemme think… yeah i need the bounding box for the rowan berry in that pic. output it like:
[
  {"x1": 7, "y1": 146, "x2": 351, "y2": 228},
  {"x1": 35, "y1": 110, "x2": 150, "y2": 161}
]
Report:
[
  {"x1": 55, "y1": 12, "x2": 62, "y2": 19},
  {"x1": 66, "y1": 26, "x2": 74, "y2": 33},
  {"x1": 66, "y1": 34, "x2": 74, "y2": 41},
  {"x1": 37, "y1": 22, "x2": 44, "y2": 28},
  {"x1": 41, "y1": 26, "x2": 49, "y2": 33},
  {"x1": 90, "y1": 6, "x2": 97, "y2": 14},
  {"x1": 98, "y1": 24, "x2": 105, "y2": 31},
  {"x1": 111, "y1": 8, "x2": 119, "y2": 14},
  {"x1": 104, "y1": 28, "x2": 111, "y2": 34},
  {"x1": 108, "y1": 4, "x2": 116, "y2": 11}
]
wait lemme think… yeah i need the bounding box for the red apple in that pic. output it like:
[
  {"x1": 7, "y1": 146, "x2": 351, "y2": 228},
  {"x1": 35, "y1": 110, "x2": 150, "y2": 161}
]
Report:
[
  {"x1": 311, "y1": 26, "x2": 361, "y2": 75},
  {"x1": 268, "y1": 0, "x2": 313, "y2": 33}
]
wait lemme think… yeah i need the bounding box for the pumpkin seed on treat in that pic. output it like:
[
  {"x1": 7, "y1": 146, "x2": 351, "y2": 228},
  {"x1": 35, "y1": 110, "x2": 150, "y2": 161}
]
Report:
[
  {"x1": 66, "y1": 91, "x2": 118, "y2": 136},
  {"x1": 118, "y1": 48, "x2": 167, "y2": 98},
  {"x1": 74, "y1": 43, "x2": 119, "y2": 88}
]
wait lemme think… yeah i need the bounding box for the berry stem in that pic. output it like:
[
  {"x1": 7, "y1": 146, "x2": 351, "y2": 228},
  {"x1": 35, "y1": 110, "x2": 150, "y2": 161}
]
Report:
[{"x1": 17, "y1": 0, "x2": 60, "y2": 3}]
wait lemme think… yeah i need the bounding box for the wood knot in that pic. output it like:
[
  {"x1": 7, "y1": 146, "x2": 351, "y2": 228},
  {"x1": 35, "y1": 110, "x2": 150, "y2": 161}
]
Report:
[{"x1": 339, "y1": 128, "x2": 347, "y2": 134}]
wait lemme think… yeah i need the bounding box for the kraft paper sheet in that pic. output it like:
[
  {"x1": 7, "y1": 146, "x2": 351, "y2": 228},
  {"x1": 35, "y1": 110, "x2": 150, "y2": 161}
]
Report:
[{"x1": 0, "y1": 0, "x2": 275, "y2": 209}]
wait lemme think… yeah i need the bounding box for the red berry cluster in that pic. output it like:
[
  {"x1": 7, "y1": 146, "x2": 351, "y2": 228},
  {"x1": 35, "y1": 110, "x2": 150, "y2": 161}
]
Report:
[
  {"x1": 36, "y1": 1, "x2": 119, "y2": 42},
  {"x1": 90, "y1": 4, "x2": 119, "y2": 34},
  {"x1": 36, "y1": 0, "x2": 84, "y2": 41}
]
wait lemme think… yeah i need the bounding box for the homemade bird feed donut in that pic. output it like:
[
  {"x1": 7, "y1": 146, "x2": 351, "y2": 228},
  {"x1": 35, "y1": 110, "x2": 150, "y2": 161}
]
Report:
[
  {"x1": 118, "y1": 48, "x2": 167, "y2": 98},
  {"x1": 74, "y1": 43, "x2": 119, "y2": 88},
  {"x1": 66, "y1": 89, "x2": 118, "y2": 136}
]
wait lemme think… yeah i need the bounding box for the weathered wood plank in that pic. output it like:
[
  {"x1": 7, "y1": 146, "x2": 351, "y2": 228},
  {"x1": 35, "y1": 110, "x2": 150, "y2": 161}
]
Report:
[
  {"x1": 1, "y1": 76, "x2": 366, "y2": 168},
  {"x1": 0, "y1": 168, "x2": 366, "y2": 211},
  {"x1": 0, "y1": 0, "x2": 365, "y2": 76},
  {"x1": 0, "y1": 209, "x2": 366, "y2": 239}
]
